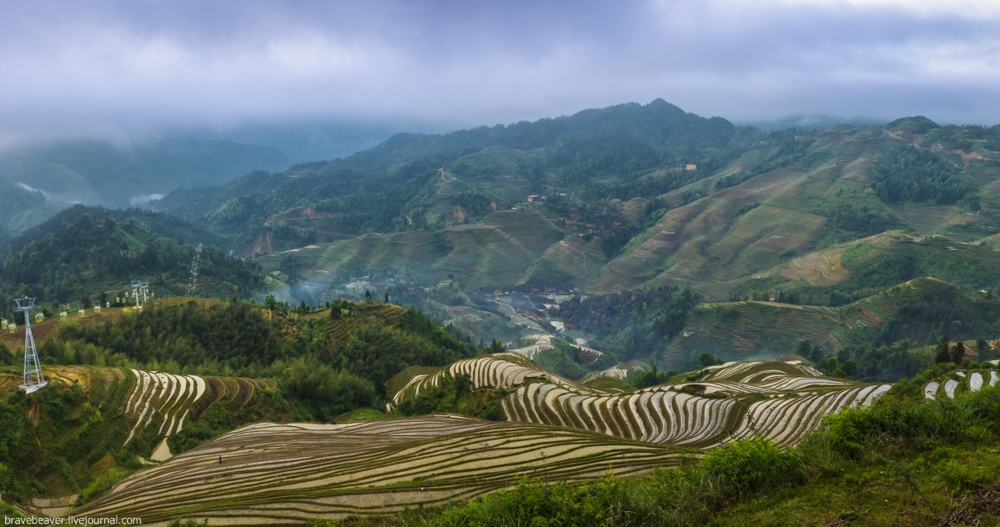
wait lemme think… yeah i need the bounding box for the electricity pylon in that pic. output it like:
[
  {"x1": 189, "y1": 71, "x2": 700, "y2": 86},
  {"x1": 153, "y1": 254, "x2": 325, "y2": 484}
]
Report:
[
  {"x1": 131, "y1": 281, "x2": 143, "y2": 308},
  {"x1": 16, "y1": 298, "x2": 47, "y2": 394}
]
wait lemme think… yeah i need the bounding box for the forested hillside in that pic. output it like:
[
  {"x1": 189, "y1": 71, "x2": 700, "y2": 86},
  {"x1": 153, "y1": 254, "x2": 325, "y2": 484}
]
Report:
[
  {"x1": 0, "y1": 213, "x2": 263, "y2": 309},
  {"x1": 0, "y1": 180, "x2": 62, "y2": 243},
  {"x1": 156, "y1": 99, "x2": 765, "y2": 249}
]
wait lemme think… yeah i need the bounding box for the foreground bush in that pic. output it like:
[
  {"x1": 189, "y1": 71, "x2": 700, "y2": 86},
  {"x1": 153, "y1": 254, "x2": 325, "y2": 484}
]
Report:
[
  {"x1": 414, "y1": 472, "x2": 710, "y2": 527},
  {"x1": 702, "y1": 438, "x2": 803, "y2": 503},
  {"x1": 806, "y1": 382, "x2": 1000, "y2": 464},
  {"x1": 406, "y1": 439, "x2": 803, "y2": 527}
]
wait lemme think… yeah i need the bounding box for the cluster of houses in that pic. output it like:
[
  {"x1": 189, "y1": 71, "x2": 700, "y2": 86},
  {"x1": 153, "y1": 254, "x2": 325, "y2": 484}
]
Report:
[
  {"x1": 552, "y1": 205, "x2": 630, "y2": 237},
  {"x1": 480, "y1": 283, "x2": 573, "y2": 296},
  {"x1": 472, "y1": 283, "x2": 574, "y2": 329}
]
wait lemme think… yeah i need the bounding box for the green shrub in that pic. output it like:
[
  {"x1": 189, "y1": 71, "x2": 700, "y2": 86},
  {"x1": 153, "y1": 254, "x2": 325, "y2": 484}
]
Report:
[
  {"x1": 472, "y1": 400, "x2": 505, "y2": 421},
  {"x1": 421, "y1": 474, "x2": 687, "y2": 527},
  {"x1": 0, "y1": 462, "x2": 19, "y2": 495},
  {"x1": 77, "y1": 469, "x2": 127, "y2": 506},
  {"x1": 702, "y1": 438, "x2": 803, "y2": 503}
]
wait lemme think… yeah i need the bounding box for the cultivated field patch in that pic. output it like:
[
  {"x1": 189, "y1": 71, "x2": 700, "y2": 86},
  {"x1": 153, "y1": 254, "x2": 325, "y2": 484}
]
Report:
[
  {"x1": 392, "y1": 355, "x2": 890, "y2": 451},
  {"x1": 924, "y1": 367, "x2": 1000, "y2": 400},
  {"x1": 76, "y1": 416, "x2": 687, "y2": 525}
]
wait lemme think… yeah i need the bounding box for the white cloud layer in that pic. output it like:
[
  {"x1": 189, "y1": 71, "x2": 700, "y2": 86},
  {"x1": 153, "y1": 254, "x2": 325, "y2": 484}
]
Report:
[{"x1": 0, "y1": 0, "x2": 997, "y2": 143}]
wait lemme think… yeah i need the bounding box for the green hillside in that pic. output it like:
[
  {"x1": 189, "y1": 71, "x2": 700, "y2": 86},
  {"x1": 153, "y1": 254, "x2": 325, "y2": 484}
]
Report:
[
  {"x1": 156, "y1": 99, "x2": 764, "y2": 251},
  {"x1": 726, "y1": 231, "x2": 1000, "y2": 306},
  {"x1": 239, "y1": 111, "x2": 1000, "y2": 371},
  {"x1": 593, "y1": 122, "x2": 1000, "y2": 295},
  {"x1": 0, "y1": 180, "x2": 64, "y2": 242},
  {"x1": 0, "y1": 212, "x2": 263, "y2": 309},
  {"x1": 166, "y1": 110, "x2": 998, "y2": 312},
  {"x1": 548, "y1": 274, "x2": 998, "y2": 378}
]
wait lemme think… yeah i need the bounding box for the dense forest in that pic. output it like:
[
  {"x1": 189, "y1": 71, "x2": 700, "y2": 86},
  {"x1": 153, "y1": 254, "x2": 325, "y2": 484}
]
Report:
[
  {"x1": 0, "y1": 213, "x2": 263, "y2": 309},
  {"x1": 1, "y1": 205, "x2": 227, "y2": 257},
  {"x1": 553, "y1": 286, "x2": 702, "y2": 362},
  {"x1": 870, "y1": 146, "x2": 969, "y2": 204}
]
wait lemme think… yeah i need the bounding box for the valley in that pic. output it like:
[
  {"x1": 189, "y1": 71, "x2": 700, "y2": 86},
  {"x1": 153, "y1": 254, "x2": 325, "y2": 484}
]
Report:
[{"x1": 2, "y1": 101, "x2": 1000, "y2": 525}]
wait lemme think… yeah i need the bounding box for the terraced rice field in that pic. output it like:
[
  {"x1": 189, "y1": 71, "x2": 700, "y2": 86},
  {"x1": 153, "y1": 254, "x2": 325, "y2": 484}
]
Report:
[
  {"x1": 390, "y1": 352, "x2": 579, "y2": 408},
  {"x1": 76, "y1": 416, "x2": 686, "y2": 526},
  {"x1": 392, "y1": 356, "x2": 891, "y2": 450},
  {"x1": 507, "y1": 333, "x2": 604, "y2": 363},
  {"x1": 780, "y1": 245, "x2": 850, "y2": 286},
  {"x1": 124, "y1": 370, "x2": 207, "y2": 450},
  {"x1": 924, "y1": 367, "x2": 1000, "y2": 400},
  {"x1": 119, "y1": 369, "x2": 268, "y2": 460},
  {"x1": 777, "y1": 232, "x2": 902, "y2": 288},
  {"x1": 587, "y1": 362, "x2": 646, "y2": 381}
]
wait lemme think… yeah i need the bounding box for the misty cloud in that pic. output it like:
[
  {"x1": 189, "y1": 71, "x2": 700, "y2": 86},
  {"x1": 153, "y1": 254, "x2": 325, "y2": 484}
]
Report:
[
  {"x1": 129, "y1": 193, "x2": 165, "y2": 207},
  {"x1": 0, "y1": 0, "x2": 997, "y2": 144}
]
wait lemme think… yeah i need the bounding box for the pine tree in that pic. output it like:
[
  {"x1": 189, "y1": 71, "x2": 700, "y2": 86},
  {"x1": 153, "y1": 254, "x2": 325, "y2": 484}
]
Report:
[
  {"x1": 934, "y1": 337, "x2": 951, "y2": 364},
  {"x1": 950, "y1": 342, "x2": 967, "y2": 365}
]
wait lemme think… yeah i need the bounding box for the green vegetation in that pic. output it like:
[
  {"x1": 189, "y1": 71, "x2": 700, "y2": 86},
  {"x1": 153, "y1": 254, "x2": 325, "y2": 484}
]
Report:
[
  {"x1": 41, "y1": 300, "x2": 282, "y2": 371},
  {"x1": 566, "y1": 287, "x2": 700, "y2": 364},
  {"x1": 0, "y1": 364, "x2": 290, "y2": 502},
  {"x1": 0, "y1": 213, "x2": 263, "y2": 308},
  {"x1": 826, "y1": 203, "x2": 897, "y2": 237},
  {"x1": 34, "y1": 298, "x2": 476, "y2": 417},
  {"x1": 0, "y1": 179, "x2": 59, "y2": 240},
  {"x1": 0, "y1": 367, "x2": 137, "y2": 500},
  {"x1": 530, "y1": 337, "x2": 613, "y2": 380},
  {"x1": 871, "y1": 146, "x2": 969, "y2": 204},
  {"x1": 158, "y1": 100, "x2": 765, "y2": 251},
  {"x1": 627, "y1": 365, "x2": 678, "y2": 389},
  {"x1": 395, "y1": 372, "x2": 505, "y2": 420},
  {"x1": 2, "y1": 204, "x2": 227, "y2": 257}
]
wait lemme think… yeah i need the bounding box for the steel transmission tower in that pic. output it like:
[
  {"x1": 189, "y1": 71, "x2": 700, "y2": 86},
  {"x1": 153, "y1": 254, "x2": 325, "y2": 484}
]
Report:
[
  {"x1": 189, "y1": 243, "x2": 202, "y2": 293},
  {"x1": 131, "y1": 281, "x2": 143, "y2": 308},
  {"x1": 16, "y1": 298, "x2": 47, "y2": 394}
]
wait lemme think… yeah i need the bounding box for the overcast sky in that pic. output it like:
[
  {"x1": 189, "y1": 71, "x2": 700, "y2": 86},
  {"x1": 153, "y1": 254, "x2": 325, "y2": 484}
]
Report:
[{"x1": 1, "y1": 0, "x2": 998, "y2": 144}]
